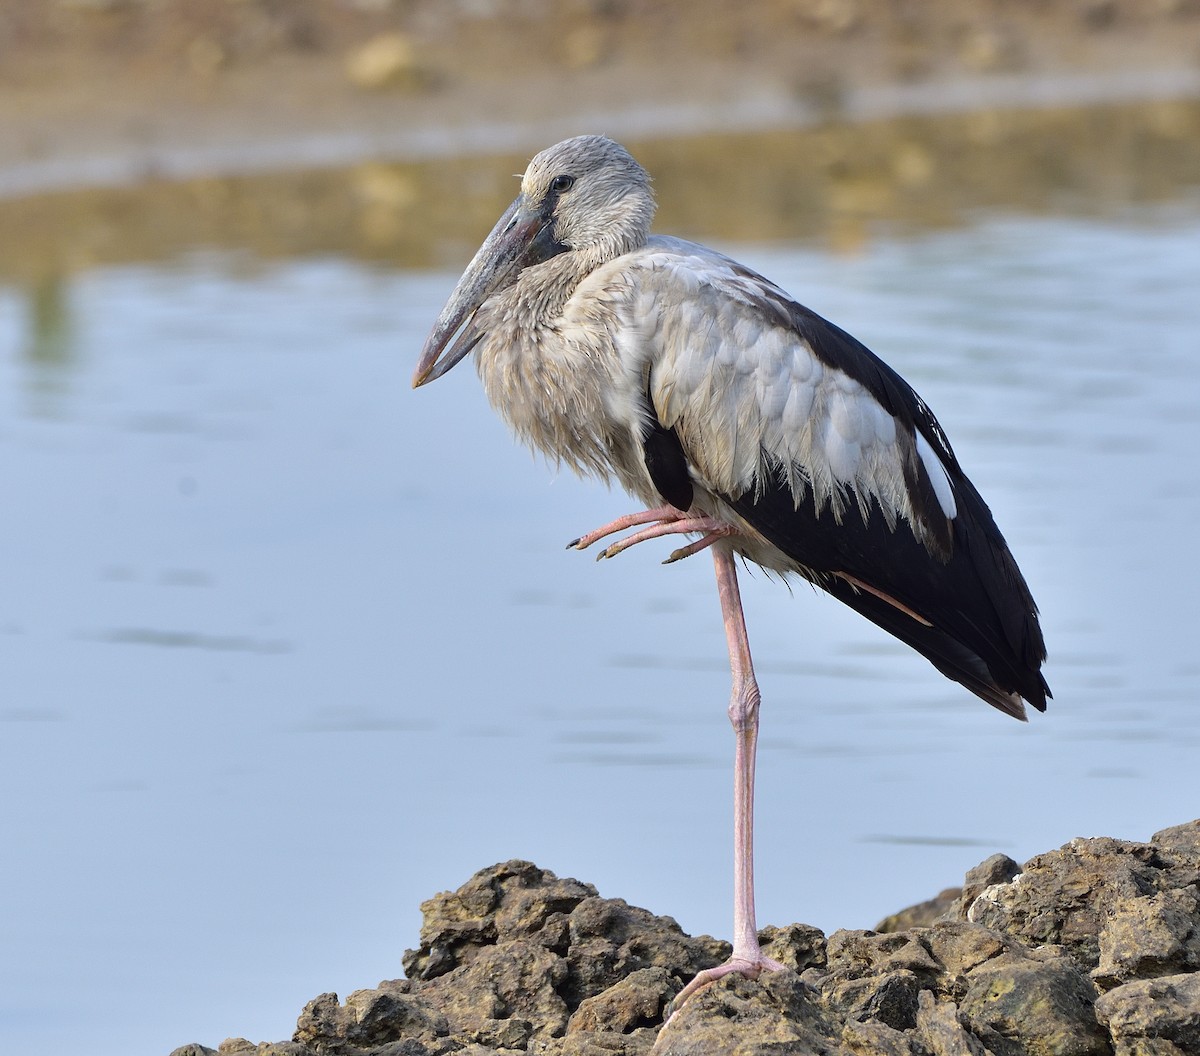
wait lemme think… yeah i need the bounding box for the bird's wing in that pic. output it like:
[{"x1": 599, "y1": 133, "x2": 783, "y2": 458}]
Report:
[
  {"x1": 606, "y1": 239, "x2": 1049, "y2": 716},
  {"x1": 612, "y1": 240, "x2": 955, "y2": 549}
]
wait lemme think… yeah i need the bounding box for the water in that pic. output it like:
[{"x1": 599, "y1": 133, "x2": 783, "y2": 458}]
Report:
[{"x1": 1, "y1": 205, "x2": 1198, "y2": 1054}]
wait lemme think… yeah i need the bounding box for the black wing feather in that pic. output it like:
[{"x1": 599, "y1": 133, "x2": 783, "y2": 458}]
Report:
[
  {"x1": 642, "y1": 419, "x2": 694, "y2": 512},
  {"x1": 720, "y1": 294, "x2": 1050, "y2": 717}
]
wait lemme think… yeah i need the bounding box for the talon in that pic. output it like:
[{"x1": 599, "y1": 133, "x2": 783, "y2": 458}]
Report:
[
  {"x1": 567, "y1": 508, "x2": 736, "y2": 564},
  {"x1": 666, "y1": 952, "x2": 788, "y2": 1019}
]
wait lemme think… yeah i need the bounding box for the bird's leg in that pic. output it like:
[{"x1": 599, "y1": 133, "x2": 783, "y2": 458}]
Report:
[
  {"x1": 670, "y1": 547, "x2": 785, "y2": 1012},
  {"x1": 568, "y1": 506, "x2": 732, "y2": 563}
]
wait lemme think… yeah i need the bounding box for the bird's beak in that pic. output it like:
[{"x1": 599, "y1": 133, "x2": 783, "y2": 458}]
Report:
[{"x1": 413, "y1": 193, "x2": 563, "y2": 388}]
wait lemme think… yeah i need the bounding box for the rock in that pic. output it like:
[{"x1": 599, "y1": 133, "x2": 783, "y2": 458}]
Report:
[
  {"x1": 187, "y1": 34, "x2": 226, "y2": 76},
  {"x1": 402, "y1": 860, "x2": 596, "y2": 980},
  {"x1": 797, "y1": 0, "x2": 863, "y2": 36},
  {"x1": 758, "y1": 921, "x2": 827, "y2": 971},
  {"x1": 958, "y1": 948, "x2": 1110, "y2": 1055},
  {"x1": 1094, "y1": 973, "x2": 1200, "y2": 1056},
  {"x1": 802, "y1": 922, "x2": 1113, "y2": 1055},
  {"x1": 960, "y1": 853, "x2": 1023, "y2": 910},
  {"x1": 879, "y1": 855, "x2": 1022, "y2": 933},
  {"x1": 876, "y1": 887, "x2": 961, "y2": 932},
  {"x1": 914, "y1": 989, "x2": 986, "y2": 1056},
  {"x1": 561, "y1": 25, "x2": 608, "y2": 70},
  {"x1": 538, "y1": 1031, "x2": 656, "y2": 1056},
  {"x1": 175, "y1": 822, "x2": 1200, "y2": 1056},
  {"x1": 561, "y1": 894, "x2": 728, "y2": 1006},
  {"x1": 961, "y1": 835, "x2": 1183, "y2": 971},
  {"x1": 345, "y1": 32, "x2": 427, "y2": 91},
  {"x1": 650, "y1": 971, "x2": 843, "y2": 1055},
  {"x1": 843, "y1": 1018, "x2": 919, "y2": 1056},
  {"x1": 566, "y1": 967, "x2": 676, "y2": 1035},
  {"x1": 1094, "y1": 887, "x2": 1200, "y2": 987},
  {"x1": 420, "y1": 941, "x2": 568, "y2": 1043},
  {"x1": 958, "y1": 24, "x2": 1026, "y2": 72},
  {"x1": 1151, "y1": 819, "x2": 1200, "y2": 882},
  {"x1": 294, "y1": 982, "x2": 451, "y2": 1052},
  {"x1": 922, "y1": 920, "x2": 1008, "y2": 978},
  {"x1": 401, "y1": 860, "x2": 727, "y2": 1010}
]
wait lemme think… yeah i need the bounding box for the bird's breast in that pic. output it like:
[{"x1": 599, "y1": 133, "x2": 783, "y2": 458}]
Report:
[{"x1": 473, "y1": 295, "x2": 641, "y2": 494}]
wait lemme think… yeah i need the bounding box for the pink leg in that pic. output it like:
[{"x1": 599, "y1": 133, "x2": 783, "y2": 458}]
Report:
[{"x1": 670, "y1": 547, "x2": 785, "y2": 1011}]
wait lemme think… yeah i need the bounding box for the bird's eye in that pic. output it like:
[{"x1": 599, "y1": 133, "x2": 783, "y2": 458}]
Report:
[{"x1": 550, "y1": 174, "x2": 575, "y2": 193}]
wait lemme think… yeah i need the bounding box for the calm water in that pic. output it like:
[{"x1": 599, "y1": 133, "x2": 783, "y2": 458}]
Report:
[{"x1": 1, "y1": 204, "x2": 1198, "y2": 1054}]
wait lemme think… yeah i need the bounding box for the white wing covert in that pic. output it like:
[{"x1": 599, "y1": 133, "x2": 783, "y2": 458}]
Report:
[{"x1": 613, "y1": 242, "x2": 955, "y2": 552}]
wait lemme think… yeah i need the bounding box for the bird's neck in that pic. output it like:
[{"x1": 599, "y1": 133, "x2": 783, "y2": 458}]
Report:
[{"x1": 515, "y1": 246, "x2": 609, "y2": 324}]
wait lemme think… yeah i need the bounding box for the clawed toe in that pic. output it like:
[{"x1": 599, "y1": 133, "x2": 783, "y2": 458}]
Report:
[
  {"x1": 567, "y1": 507, "x2": 732, "y2": 562},
  {"x1": 667, "y1": 953, "x2": 788, "y2": 1018}
]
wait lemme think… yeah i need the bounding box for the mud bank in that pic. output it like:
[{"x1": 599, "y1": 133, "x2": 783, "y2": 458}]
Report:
[{"x1": 3, "y1": 0, "x2": 1200, "y2": 199}]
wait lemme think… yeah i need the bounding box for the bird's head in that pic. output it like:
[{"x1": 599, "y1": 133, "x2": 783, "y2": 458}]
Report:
[{"x1": 413, "y1": 135, "x2": 654, "y2": 387}]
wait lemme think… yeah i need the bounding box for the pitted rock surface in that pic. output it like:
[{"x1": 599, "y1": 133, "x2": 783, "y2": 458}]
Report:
[{"x1": 172, "y1": 820, "x2": 1200, "y2": 1056}]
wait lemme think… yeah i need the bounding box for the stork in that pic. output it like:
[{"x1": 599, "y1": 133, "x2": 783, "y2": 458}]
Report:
[{"x1": 413, "y1": 135, "x2": 1049, "y2": 1005}]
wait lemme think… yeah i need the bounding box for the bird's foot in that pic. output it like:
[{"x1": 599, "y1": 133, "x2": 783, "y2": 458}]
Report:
[
  {"x1": 662, "y1": 528, "x2": 733, "y2": 564},
  {"x1": 667, "y1": 952, "x2": 788, "y2": 1018},
  {"x1": 597, "y1": 517, "x2": 730, "y2": 561},
  {"x1": 568, "y1": 506, "x2": 732, "y2": 563},
  {"x1": 567, "y1": 505, "x2": 680, "y2": 551}
]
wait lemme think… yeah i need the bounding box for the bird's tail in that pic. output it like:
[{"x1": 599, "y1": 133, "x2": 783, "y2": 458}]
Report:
[{"x1": 819, "y1": 574, "x2": 1046, "y2": 720}]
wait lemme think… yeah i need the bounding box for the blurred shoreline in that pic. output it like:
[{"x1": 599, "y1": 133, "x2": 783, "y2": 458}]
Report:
[
  {"x1": 2, "y1": 1, "x2": 1199, "y2": 280},
  {"x1": 4, "y1": 1, "x2": 1200, "y2": 191}
]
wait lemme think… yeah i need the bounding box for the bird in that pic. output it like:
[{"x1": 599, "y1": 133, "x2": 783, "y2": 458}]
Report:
[{"x1": 413, "y1": 134, "x2": 1049, "y2": 1006}]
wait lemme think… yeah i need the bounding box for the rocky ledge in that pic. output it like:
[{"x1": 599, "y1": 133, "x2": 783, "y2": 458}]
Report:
[{"x1": 173, "y1": 820, "x2": 1200, "y2": 1056}]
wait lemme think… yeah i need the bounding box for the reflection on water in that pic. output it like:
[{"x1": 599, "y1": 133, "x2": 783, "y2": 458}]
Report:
[
  {"x1": 2, "y1": 99, "x2": 1200, "y2": 283},
  {"x1": 861, "y1": 834, "x2": 1001, "y2": 847},
  {"x1": 293, "y1": 706, "x2": 436, "y2": 734},
  {"x1": 0, "y1": 108, "x2": 1198, "y2": 1056},
  {"x1": 81, "y1": 627, "x2": 292, "y2": 653},
  {"x1": 26, "y1": 276, "x2": 73, "y2": 368},
  {"x1": 22, "y1": 274, "x2": 75, "y2": 419}
]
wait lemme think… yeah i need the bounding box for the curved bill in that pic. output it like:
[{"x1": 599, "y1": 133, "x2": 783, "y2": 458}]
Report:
[{"x1": 413, "y1": 194, "x2": 562, "y2": 388}]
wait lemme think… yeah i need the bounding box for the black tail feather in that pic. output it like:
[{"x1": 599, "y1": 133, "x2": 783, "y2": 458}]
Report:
[
  {"x1": 726, "y1": 466, "x2": 1049, "y2": 719},
  {"x1": 820, "y1": 573, "x2": 1035, "y2": 719}
]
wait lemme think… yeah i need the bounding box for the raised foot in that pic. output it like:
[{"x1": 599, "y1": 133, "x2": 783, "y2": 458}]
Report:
[
  {"x1": 567, "y1": 506, "x2": 734, "y2": 564},
  {"x1": 668, "y1": 952, "x2": 788, "y2": 1016}
]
